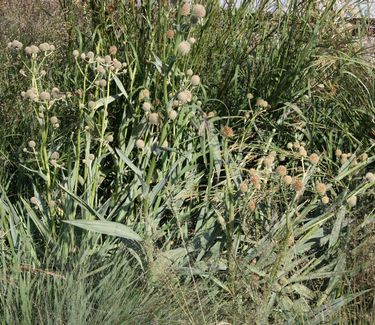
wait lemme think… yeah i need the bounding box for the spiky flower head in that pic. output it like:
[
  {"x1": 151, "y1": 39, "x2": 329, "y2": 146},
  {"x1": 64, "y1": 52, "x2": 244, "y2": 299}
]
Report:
[
  {"x1": 321, "y1": 196, "x2": 330, "y2": 204},
  {"x1": 192, "y1": 4, "x2": 206, "y2": 18},
  {"x1": 178, "y1": 41, "x2": 191, "y2": 56},
  {"x1": 139, "y1": 89, "x2": 150, "y2": 101},
  {"x1": 148, "y1": 113, "x2": 160, "y2": 125},
  {"x1": 188, "y1": 37, "x2": 196, "y2": 45},
  {"x1": 276, "y1": 165, "x2": 287, "y2": 176},
  {"x1": 50, "y1": 116, "x2": 58, "y2": 124},
  {"x1": 40, "y1": 91, "x2": 50, "y2": 101},
  {"x1": 292, "y1": 178, "x2": 304, "y2": 192},
  {"x1": 73, "y1": 49, "x2": 79, "y2": 58},
  {"x1": 28, "y1": 140, "x2": 36, "y2": 148},
  {"x1": 109, "y1": 45, "x2": 117, "y2": 55},
  {"x1": 263, "y1": 155, "x2": 275, "y2": 167},
  {"x1": 256, "y1": 98, "x2": 268, "y2": 108},
  {"x1": 180, "y1": 3, "x2": 191, "y2": 16},
  {"x1": 220, "y1": 125, "x2": 234, "y2": 138},
  {"x1": 315, "y1": 182, "x2": 327, "y2": 195},
  {"x1": 309, "y1": 153, "x2": 320, "y2": 165},
  {"x1": 177, "y1": 90, "x2": 192, "y2": 104},
  {"x1": 142, "y1": 102, "x2": 152, "y2": 112},
  {"x1": 168, "y1": 110, "x2": 178, "y2": 120},
  {"x1": 191, "y1": 75, "x2": 200, "y2": 86},
  {"x1": 239, "y1": 182, "x2": 248, "y2": 193},
  {"x1": 166, "y1": 30, "x2": 174, "y2": 39}
]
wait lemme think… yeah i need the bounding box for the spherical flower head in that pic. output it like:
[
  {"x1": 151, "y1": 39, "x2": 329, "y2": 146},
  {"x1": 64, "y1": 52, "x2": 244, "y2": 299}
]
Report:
[
  {"x1": 180, "y1": 3, "x2": 191, "y2": 16},
  {"x1": 191, "y1": 75, "x2": 200, "y2": 86},
  {"x1": 359, "y1": 153, "x2": 368, "y2": 162},
  {"x1": 248, "y1": 199, "x2": 257, "y2": 212},
  {"x1": 30, "y1": 197, "x2": 38, "y2": 205},
  {"x1": 315, "y1": 182, "x2": 326, "y2": 195},
  {"x1": 178, "y1": 41, "x2": 191, "y2": 56},
  {"x1": 28, "y1": 140, "x2": 36, "y2": 148},
  {"x1": 172, "y1": 100, "x2": 179, "y2": 108},
  {"x1": 364, "y1": 172, "x2": 375, "y2": 183},
  {"x1": 87, "y1": 51, "x2": 95, "y2": 60},
  {"x1": 88, "y1": 101, "x2": 96, "y2": 110},
  {"x1": 40, "y1": 91, "x2": 50, "y2": 101},
  {"x1": 80, "y1": 53, "x2": 86, "y2": 60},
  {"x1": 104, "y1": 55, "x2": 112, "y2": 64},
  {"x1": 109, "y1": 45, "x2": 117, "y2": 55},
  {"x1": 51, "y1": 151, "x2": 60, "y2": 160},
  {"x1": 321, "y1": 196, "x2": 330, "y2": 204},
  {"x1": 73, "y1": 49, "x2": 79, "y2": 58},
  {"x1": 256, "y1": 98, "x2": 268, "y2": 108},
  {"x1": 283, "y1": 175, "x2": 293, "y2": 185},
  {"x1": 263, "y1": 155, "x2": 275, "y2": 167},
  {"x1": 30, "y1": 45, "x2": 40, "y2": 54},
  {"x1": 142, "y1": 102, "x2": 152, "y2": 112},
  {"x1": 186, "y1": 69, "x2": 193, "y2": 76},
  {"x1": 177, "y1": 90, "x2": 191, "y2": 104},
  {"x1": 276, "y1": 165, "x2": 287, "y2": 176},
  {"x1": 107, "y1": 134, "x2": 114, "y2": 142},
  {"x1": 136, "y1": 139, "x2": 145, "y2": 149},
  {"x1": 292, "y1": 178, "x2": 304, "y2": 192},
  {"x1": 168, "y1": 110, "x2": 178, "y2": 120},
  {"x1": 309, "y1": 153, "x2": 320, "y2": 165},
  {"x1": 166, "y1": 30, "x2": 174, "y2": 39},
  {"x1": 139, "y1": 89, "x2": 150, "y2": 101},
  {"x1": 48, "y1": 200, "x2": 56, "y2": 208},
  {"x1": 340, "y1": 154, "x2": 348, "y2": 165},
  {"x1": 193, "y1": 4, "x2": 206, "y2": 18},
  {"x1": 11, "y1": 40, "x2": 23, "y2": 49},
  {"x1": 299, "y1": 146, "x2": 307, "y2": 158},
  {"x1": 346, "y1": 195, "x2": 357, "y2": 207},
  {"x1": 335, "y1": 149, "x2": 342, "y2": 157},
  {"x1": 188, "y1": 37, "x2": 196, "y2": 45},
  {"x1": 293, "y1": 142, "x2": 300, "y2": 149},
  {"x1": 249, "y1": 168, "x2": 257, "y2": 176},
  {"x1": 98, "y1": 79, "x2": 107, "y2": 88},
  {"x1": 113, "y1": 59, "x2": 122, "y2": 70},
  {"x1": 50, "y1": 116, "x2": 58, "y2": 124},
  {"x1": 148, "y1": 113, "x2": 160, "y2": 125},
  {"x1": 247, "y1": 93, "x2": 254, "y2": 100},
  {"x1": 39, "y1": 42, "x2": 50, "y2": 52},
  {"x1": 88, "y1": 153, "x2": 95, "y2": 161},
  {"x1": 49, "y1": 45, "x2": 55, "y2": 51},
  {"x1": 220, "y1": 125, "x2": 234, "y2": 138},
  {"x1": 239, "y1": 182, "x2": 248, "y2": 193}
]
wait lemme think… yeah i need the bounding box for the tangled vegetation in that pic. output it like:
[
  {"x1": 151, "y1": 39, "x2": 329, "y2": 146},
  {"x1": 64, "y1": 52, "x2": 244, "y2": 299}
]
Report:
[{"x1": 0, "y1": 0, "x2": 374, "y2": 324}]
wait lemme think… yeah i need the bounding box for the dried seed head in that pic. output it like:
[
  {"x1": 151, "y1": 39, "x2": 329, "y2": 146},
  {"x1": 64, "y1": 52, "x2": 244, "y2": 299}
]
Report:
[
  {"x1": 250, "y1": 174, "x2": 261, "y2": 186},
  {"x1": 180, "y1": 3, "x2": 191, "y2": 16},
  {"x1": 315, "y1": 182, "x2": 327, "y2": 195},
  {"x1": 247, "y1": 93, "x2": 254, "y2": 100},
  {"x1": 51, "y1": 151, "x2": 60, "y2": 160},
  {"x1": 136, "y1": 139, "x2": 145, "y2": 149},
  {"x1": 28, "y1": 140, "x2": 36, "y2": 148},
  {"x1": 107, "y1": 134, "x2": 114, "y2": 142},
  {"x1": 239, "y1": 182, "x2": 248, "y2": 193},
  {"x1": 178, "y1": 41, "x2": 191, "y2": 56},
  {"x1": 166, "y1": 30, "x2": 174, "y2": 39},
  {"x1": 220, "y1": 125, "x2": 234, "y2": 138},
  {"x1": 359, "y1": 153, "x2": 368, "y2": 162},
  {"x1": 139, "y1": 89, "x2": 150, "y2": 101},
  {"x1": 162, "y1": 140, "x2": 169, "y2": 148},
  {"x1": 142, "y1": 102, "x2": 152, "y2": 112},
  {"x1": 73, "y1": 49, "x2": 79, "y2": 58},
  {"x1": 30, "y1": 197, "x2": 38, "y2": 205},
  {"x1": 40, "y1": 91, "x2": 50, "y2": 101},
  {"x1": 293, "y1": 142, "x2": 300, "y2": 149},
  {"x1": 11, "y1": 40, "x2": 23, "y2": 49},
  {"x1": 188, "y1": 37, "x2": 196, "y2": 45},
  {"x1": 191, "y1": 75, "x2": 200, "y2": 86},
  {"x1": 321, "y1": 196, "x2": 330, "y2": 204},
  {"x1": 30, "y1": 45, "x2": 40, "y2": 54},
  {"x1": 109, "y1": 45, "x2": 117, "y2": 55},
  {"x1": 299, "y1": 146, "x2": 307, "y2": 157},
  {"x1": 148, "y1": 113, "x2": 160, "y2": 125},
  {"x1": 263, "y1": 155, "x2": 274, "y2": 167},
  {"x1": 186, "y1": 69, "x2": 193, "y2": 76},
  {"x1": 80, "y1": 53, "x2": 86, "y2": 60},
  {"x1": 309, "y1": 153, "x2": 320, "y2": 165},
  {"x1": 256, "y1": 98, "x2": 268, "y2": 108},
  {"x1": 87, "y1": 51, "x2": 95, "y2": 60},
  {"x1": 346, "y1": 195, "x2": 357, "y2": 207},
  {"x1": 248, "y1": 199, "x2": 257, "y2": 212},
  {"x1": 49, "y1": 45, "x2": 55, "y2": 51},
  {"x1": 292, "y1": 178, "x2": 304, "y2": 192},
  {"x1": 168, "y1": 110, "x2": 178, "y2": 120},
  {"x1": 287, "y1": 142, "x2": 293, "y2": 149},
  {"x1": 88, "y1": 153, "x2": 95, "y2": 160},
  {"x1": 335, "y1": 149, "x2": 342, "y2": 157},
  {"x1": 99, "y1": 79, "x2": 107, "y2": 88},
  {"x1": 364, "y1": 172, "x2": 375, "y2": 182},
  {"x1": 192, "y1": 4, "x2": 206, "y2": 18},
  {"x1": 50, "y1": 159, "x2": 57, "y2": 167},
  {"x1": 340, "y1": 154, "x2": 348, "y2": 165},
  {"x1": 177, "y1": 90, "x2": 192, "y2": 104},
  {"x1": 50, "y1": 116, "x2": 58, "y2": 124},
  {"x1": 172, "y1": 100, "x2": 179, "y2": 108},
  {"x1": 39, "y1": 42, "x2": 50, "y2": 52},
  {"x1": 276, "y1": 165, "x2": 287, "y2": 176},
  {"x1": 54, "y1": 123, "x2": 60, "y2": 129}
]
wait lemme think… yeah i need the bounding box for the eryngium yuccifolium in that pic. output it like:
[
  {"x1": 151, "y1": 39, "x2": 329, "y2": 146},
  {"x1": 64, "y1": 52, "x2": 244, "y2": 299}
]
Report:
[
  {"x1": 30, "y1": 197, "x2": 38, "y2": 205},
  {"x1": 136, "y1": 139, "x2": 145, "y2": 149},
  {"x1": 180, "y1": 3, "x2": 191, "y2": 16},
  {"x1": 321, "y1": 196, "x2": 329, "y2": 204},
  {"x1": 256, "y1": 98, "x2": 268, "y2": 108},
  {"x1": 139, "y1": 89, "x2": 150, "y2": 101},
  {"x1": 292, "y1": 178, "x2": 304, "y2": 192},
  {"x1": 191, "y1": 75, "x2": 200, "y2": 86},
  {"x1": 346, "y1": 195, "x2": 357, "y2": 207},
  {"x1": 188, "y1": 37, "x2": 196, "y2": 44},
  {"x1": 315, "y1": 182, "x2": 326, "y2": 195},
  {"x1": 192, "y1": 4, "x2": 206, "y2": 18},
  {"x1": 220, "y1": 125, "x2": 234, "y2": 138},
  {"x1": 239, "y1": 182, "x2": 248, "y2": 193},
  {"x1": 50, "y1": 116, "x2": 58, "y2": 124},
  {"x1": 166, "y1": 30, "x2": 174, "y2": 39},
  {"x1": 28, "y1": 140, "x2": 36, "y2": 148},
  {"x1": 109, "y1": 45, "x2": 117, "y2": 55},
  {"x1": 87, "y1": 51, "x2": 95, "y2": 60},
  {"x1": 51, "y1": 151, "x2": 60, "y2": 160},
  {"x1": 40, "y1": 91, "x2": 50, "y2": 101},
  {"x1": 365, "y1": 172, "x2": 375, "y2": 182},
  {"x1": 148, "y1": 113, "x2": 160, "y2": 125},
  {"x1": 168, "y1": 110, "x2": 178, "y2": 120},
  {"x1": 186, "y1": 69, "x2": 193, "y2": 76},
  {"x1": 308, "y1": 153, "x2": 320, "y2": 165},
  {"x1": 177, "y1": 90, "x2": 190, "y2": 104},
  {"x1": 178, "y1": 41, "x2": 191, "y2": 56},
  {"x1": 283, "y1": 175, "x2": 293, "y2": 185},
  {"x1": 142, "y1": 102, "x2": 152, "y2": 112},
  {"x1": 276, "y1": 165, "x2": 287, "y2": 176},
  {"x1": 73, "y1": 49, "x2": 79, "y2": 58}
]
